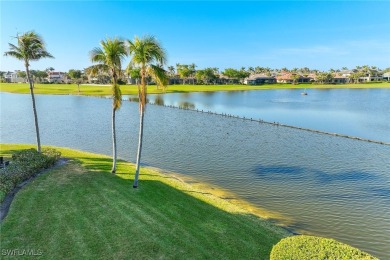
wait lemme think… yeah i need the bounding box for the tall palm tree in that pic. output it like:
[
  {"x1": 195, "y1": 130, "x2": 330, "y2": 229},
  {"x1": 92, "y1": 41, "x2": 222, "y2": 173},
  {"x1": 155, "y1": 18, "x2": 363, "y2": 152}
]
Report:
[
  {"x1": 90, "y1": 38, "x2": 128, "y2": 174},
  {"x1": 4, "y1": 31, "x2": 54, "y2": 152},
  {"x1": 127, "y1": 35, "x2": 168, "y2": 188}
]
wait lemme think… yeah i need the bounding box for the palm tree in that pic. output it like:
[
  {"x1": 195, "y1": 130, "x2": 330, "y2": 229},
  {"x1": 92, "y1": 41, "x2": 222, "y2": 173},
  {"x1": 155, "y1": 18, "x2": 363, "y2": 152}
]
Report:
[
  {"x1": 127, "y1": 35, "x2": 168, "y2": 188},
  {"x1": 167, "y1": 66, "x2": 175, "y2": 77},
  {"x1": 4, "y1": 31, "x2": 54, "y2": 152},
  {"x1": 126, "y1": 63, "x2": 141, "y2": 86},
  {"x1": 90, "y1": 38, "x2": 128, "y2": 174}
]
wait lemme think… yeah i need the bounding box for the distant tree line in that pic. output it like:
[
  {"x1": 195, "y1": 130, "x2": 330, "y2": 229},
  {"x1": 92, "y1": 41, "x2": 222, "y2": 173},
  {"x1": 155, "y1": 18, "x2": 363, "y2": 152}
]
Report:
[{"x1": 2, "y1": 64, "x2": 389, "y2": 85}]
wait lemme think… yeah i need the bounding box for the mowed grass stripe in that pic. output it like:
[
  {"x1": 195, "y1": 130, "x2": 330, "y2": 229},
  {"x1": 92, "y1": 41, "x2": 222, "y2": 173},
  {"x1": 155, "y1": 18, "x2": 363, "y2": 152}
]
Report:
[{"x1": 0, "y1": 144, "x2": 290, "y2": 259}]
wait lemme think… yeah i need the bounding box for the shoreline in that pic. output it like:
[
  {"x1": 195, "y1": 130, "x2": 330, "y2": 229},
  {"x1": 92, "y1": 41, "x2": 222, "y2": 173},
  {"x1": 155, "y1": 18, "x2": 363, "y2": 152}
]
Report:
[
  {"x1": 0, "y1": 144, "x2": 294, "y2": 235},
  {"x1": 158, "y1": 170, "x2": 301, "y2": 236},
  {"x1": 1, "y1": 143, "x2": 292, "y2": 259}
]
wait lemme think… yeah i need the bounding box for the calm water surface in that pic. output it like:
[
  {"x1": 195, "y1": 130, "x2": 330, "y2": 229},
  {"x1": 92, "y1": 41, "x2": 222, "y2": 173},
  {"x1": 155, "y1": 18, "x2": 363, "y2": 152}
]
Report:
[
  {"x1": 1, "y1": 91, "x2": 389, "y2": 258},
  {"x1": 141, "y1": 88, "x2": 390, "y2": 143}
]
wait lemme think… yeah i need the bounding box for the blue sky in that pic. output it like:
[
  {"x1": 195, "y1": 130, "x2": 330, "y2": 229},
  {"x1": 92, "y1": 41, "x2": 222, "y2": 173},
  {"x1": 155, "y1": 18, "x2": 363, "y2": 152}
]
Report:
[{"x1": 1, "y1": 1, "x2": 390, "y2": 72}]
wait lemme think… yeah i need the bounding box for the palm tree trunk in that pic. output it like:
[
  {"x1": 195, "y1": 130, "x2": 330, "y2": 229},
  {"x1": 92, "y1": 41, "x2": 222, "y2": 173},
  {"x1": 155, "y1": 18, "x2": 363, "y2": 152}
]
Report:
[
  {"x1": 111, "y1": 107, "x2": 117, "y2": 174},
  {"x1": 111, "y1": 74, "x2": 118, "y2": 174},
  {"x1": 26, "y1": 65, "x2": 41, "y2": 152},
  {"x1": 133, "y1": 108, "x2": 144, "y2": 188},
  {"x1": 133, "y1": 69, "x2": 146, "y2": 188}
]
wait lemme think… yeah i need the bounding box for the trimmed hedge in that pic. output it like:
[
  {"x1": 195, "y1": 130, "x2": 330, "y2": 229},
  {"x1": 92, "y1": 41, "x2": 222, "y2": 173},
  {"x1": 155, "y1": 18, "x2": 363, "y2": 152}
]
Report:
[
  {"x1": 0, "y1": 148, "x2": 61, "y2": 201},
  {"x1": 271, "y1": 235, "x2": 377, "y2": 260}
]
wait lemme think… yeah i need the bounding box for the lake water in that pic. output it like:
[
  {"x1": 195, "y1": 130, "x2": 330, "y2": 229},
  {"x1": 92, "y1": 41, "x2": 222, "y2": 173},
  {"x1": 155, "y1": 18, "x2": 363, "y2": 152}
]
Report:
[
  {"x1": 139, "y1": 88, "x2": 390, "y2": 143},
  {"x1": 1, "y1": 90, "x2": 389, "y2": 258}
]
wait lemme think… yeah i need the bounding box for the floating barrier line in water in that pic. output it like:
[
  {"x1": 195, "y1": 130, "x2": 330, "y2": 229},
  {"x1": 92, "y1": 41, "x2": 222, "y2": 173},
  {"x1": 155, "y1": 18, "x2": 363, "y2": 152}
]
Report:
[{"x1": 145, "y1": 101, "x2": 390, "y2": 146}]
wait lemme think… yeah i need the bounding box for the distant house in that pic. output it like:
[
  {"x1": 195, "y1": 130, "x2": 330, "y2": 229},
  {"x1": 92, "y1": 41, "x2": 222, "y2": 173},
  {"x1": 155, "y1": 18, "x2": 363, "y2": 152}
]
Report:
[
  {"x1": 340, "y1": 70, "x2": 355, "y2": 78},
  {"x1": 359, "y1": 69, "x2": 383, "y2": 82},
  {"x1": 275, "y1": 73, "x2": 313, "y2": 84},
  {"x1": 331, "y1": 74, "x2": 349, "y2": 84},
  {"x1": 216, "y1": 74, "x2": 240, "y2": 84},
  {"x1": 47, "y1": 72, "x2": 67, "y2": 83},
  {"x1": 244, "y1": 74, "x2": 276, "y2": 85},
  {"x1": 168, "y1": 75, "x2": 181, "y2": 85},
  {"x1": 4, "y1": 70, "x2": 26, "y2": 83},
  {"x1": 382, "y1": 72, "x2": 390, "y2": 81}
]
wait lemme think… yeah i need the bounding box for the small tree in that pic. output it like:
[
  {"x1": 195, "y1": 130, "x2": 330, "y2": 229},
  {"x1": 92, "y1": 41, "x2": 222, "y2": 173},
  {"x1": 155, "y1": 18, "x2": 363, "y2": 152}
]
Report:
[
  {"x1": 68, "y1": 69, "x2": 82, "y2": 92},
  {"x1": 196, "y1": 68, "x2": 217, "y2": 84},
  {"x1": 126, "y1": 63, "x2": 141, "y2": 86},
  {"x1": 291, "y1": 74, "x2": 301, "y2": 85},
  {"x1": 176, "y1": 63, "x2": 196, "y2": 84}
]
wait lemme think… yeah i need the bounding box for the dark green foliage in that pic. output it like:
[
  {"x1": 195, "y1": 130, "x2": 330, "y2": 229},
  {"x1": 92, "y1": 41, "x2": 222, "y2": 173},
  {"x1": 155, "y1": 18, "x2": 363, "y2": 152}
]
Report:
[
  {"x1": 195, "y1": 68, "x2": 218, "y2": 84},
  {"x1": 117, "y1": 79, "x2": 127, "y2": 85},
  {"x1": 270, "y1": 235, "x2": 377, "y2": 260},
  {"x1": 0, "y1": 148, "x2": 61, "y2": 200},
  {"x1": 222, "y1": 68, "x2": 250, "y2": 81}
]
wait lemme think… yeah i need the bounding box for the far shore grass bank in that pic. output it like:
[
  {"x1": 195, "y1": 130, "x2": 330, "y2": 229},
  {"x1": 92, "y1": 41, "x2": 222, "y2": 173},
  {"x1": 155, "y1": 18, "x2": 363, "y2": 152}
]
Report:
[
  {"x1": 1, "y1": 82, "x2": 389, "y2": 96},
  {"x1": 0, "y1": 144, "x2": 290, "y2": 259}
]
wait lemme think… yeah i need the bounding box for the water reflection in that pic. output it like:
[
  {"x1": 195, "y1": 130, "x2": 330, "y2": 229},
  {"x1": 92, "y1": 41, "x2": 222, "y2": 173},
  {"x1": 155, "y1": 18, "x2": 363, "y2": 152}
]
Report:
[
  {"x1": 154, "y1": 95, "x2": 164, "y2": 106},
  {"x1": 179, "y1": 102, "x2": 195, "y2": 110}
]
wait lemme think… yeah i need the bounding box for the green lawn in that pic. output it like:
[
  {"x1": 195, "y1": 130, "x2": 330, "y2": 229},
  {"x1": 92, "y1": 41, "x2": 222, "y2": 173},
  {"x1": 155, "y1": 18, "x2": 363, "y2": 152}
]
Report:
[
  {"x1": 0, "y1": 144, "x2": 290, "y2": 259},
  {"x1": 1, "y1": 82, "x2": 389, "y2": 96}
]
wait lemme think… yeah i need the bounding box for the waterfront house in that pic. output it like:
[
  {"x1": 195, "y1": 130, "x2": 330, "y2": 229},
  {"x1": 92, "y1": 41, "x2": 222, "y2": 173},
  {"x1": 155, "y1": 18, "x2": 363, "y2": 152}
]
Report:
[
  {"x1": 331, "y1": 73, "x2": 349, "y2": 84},
  {"x1": 244, "y1": 74, "x2": 276, "y2": 85},
  {"x1": 340, "y1": 70, "x2": 355, "y2": 78},
  {"x1": 359, "y1": 69, "x2": 383, "y2": 82},
  {"x1": 217, "y1": 74, "x2": 240, "y2": 84},
  {"x1": 382, "y1": 72, "x2": 390, "y2": 81},
  {"x1": 47, "y1": 72, "x2": 68, "y2": 83},
  {"x1": 275, "y1": 73, "x2": 313, "y2": 84},
  {"x1": 4, "y1": 70, "x2": 26, "y2": 83}
]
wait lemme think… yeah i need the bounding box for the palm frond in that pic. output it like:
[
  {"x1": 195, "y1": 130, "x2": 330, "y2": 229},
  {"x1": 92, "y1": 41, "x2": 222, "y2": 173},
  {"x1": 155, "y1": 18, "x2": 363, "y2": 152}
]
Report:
[
  {"x1": 4, "y1": 31, "x2": 53, "y2": 64},
  {"x1": 148, "y1": 65, "x2": 169, "y2": 90},
  {"x1": 90, "y1": 47, "x2": 106, "y2": 63},
  {"x1": 85, "y1": 64, "x2": 110, "y2": 76},
  {"x1": 4, "y1": 50, "x2": 24, "y2": 60},
  {"x1": 128, "y1": 35, "x2": 167, "y2": 67},
  {"x1": 89, "y1": 38, "x2": 128, "y2": 109},
  {"x1": 111, "y1": 84, "x2": 122, "y2": 110},
  {"x1": 90, "y1": 38, "x2": 127, "y2": 78}
]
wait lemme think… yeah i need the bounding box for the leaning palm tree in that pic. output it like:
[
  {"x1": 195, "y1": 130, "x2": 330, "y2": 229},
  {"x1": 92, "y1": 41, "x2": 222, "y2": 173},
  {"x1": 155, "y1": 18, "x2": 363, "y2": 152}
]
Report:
[
  {"x1": 4, "y1": 31, "x2": 54, "y2": 152},
  {"x1": 127, "y1": 35, "x2": 168, "y2": 188},
  {"x1": 90, "y1": 38, "x2": 128, "y2": 174}
]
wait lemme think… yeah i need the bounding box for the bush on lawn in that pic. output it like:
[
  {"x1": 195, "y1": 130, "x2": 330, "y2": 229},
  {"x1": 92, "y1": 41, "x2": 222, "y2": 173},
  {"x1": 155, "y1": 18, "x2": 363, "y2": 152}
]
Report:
[
  {"x1": 0, "y1": 148, "x2": 61, "y2": 200},
  {"x1": 270, "y1": 235, "x2": 377, "y2": 260}
]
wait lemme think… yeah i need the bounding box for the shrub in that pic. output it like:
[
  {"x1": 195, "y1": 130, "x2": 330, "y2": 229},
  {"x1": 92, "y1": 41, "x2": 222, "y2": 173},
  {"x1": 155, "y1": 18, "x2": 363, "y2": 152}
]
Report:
[
  {"x1": 270, "y1": 235, "x2": 377, "y2": 260},
  {"x1": 0, "y1": 148, "x2": 61, "y2": 201},
  {"x1": 117, "y1": 79, "x2": 127, "y2": 85},
  {"x1": 42, "y1": 148, "x2": 61, "y2": 166}
]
